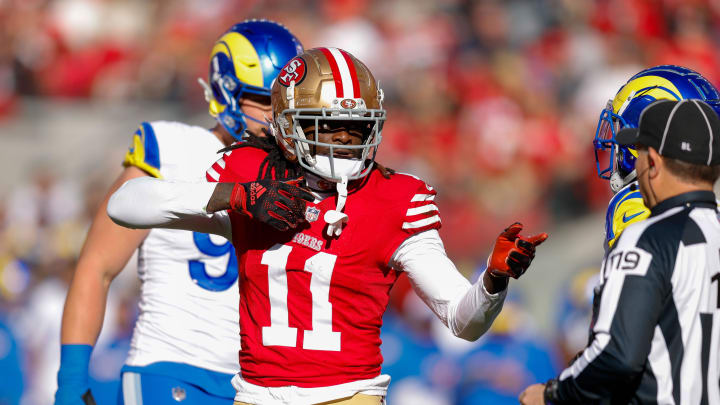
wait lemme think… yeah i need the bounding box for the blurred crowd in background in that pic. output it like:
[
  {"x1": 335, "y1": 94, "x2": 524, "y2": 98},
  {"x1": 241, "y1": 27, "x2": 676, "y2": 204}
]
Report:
[{"x1": 2, "y1": 0, "x2": 720, "y2": 403}]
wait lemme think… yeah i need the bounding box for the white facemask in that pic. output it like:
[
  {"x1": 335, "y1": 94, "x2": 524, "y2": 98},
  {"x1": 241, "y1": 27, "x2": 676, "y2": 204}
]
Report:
[{"x1": 311, "y1": 155, "x2": 364, "y2": 182}]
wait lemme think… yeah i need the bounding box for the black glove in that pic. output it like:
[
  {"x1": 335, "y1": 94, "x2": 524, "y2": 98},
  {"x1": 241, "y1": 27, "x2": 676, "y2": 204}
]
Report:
[{"x1": 229, "y1": 179, "x2": 314, "y2": 231}]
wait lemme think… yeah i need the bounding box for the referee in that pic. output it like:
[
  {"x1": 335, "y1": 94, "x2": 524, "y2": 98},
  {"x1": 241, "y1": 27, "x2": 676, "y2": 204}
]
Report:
[{"x1": 520, "y1": 99, "x2": 720, "y2": 405}]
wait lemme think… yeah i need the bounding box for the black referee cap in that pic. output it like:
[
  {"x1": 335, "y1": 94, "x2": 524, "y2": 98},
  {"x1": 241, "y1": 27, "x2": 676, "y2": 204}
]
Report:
[{"x1": 616, "y1": 99, "x2": 720, "y2": 165}]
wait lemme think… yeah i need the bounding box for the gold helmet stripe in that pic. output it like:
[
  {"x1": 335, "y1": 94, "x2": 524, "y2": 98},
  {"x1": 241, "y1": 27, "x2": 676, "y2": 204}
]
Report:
[
  {"x1": 210, "y1": 32, "x2": 264, "y2": 88},
  {"x1": 611, "y1": 75, "x2": 682, "y2": 114}
]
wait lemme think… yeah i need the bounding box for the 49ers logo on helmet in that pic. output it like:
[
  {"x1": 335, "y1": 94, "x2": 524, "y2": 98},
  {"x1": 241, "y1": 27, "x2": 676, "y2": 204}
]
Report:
[
  {"x1": 340, "y1": 99, "x2": 357, "y2": 109},
  {"x1": 278, "y1": 57, "x2": 307, "y2": 87}
]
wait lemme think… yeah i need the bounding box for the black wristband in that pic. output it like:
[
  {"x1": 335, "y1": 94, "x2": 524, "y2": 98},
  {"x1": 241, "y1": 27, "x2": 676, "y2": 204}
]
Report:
[{"x1": 544, "y1": 378, "x2": 560, "y2": 405}]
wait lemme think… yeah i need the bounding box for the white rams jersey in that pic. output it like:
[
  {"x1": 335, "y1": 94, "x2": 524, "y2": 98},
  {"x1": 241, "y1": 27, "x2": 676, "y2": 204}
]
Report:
[{"x1": 122, "y1": 121, "x2": 239, "y2": 375}]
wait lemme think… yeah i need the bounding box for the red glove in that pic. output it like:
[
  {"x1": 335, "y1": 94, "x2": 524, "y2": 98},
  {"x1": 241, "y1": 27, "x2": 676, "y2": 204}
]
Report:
[{"x1": 487, "y1": 222, "x2": 548, "y2": 279}]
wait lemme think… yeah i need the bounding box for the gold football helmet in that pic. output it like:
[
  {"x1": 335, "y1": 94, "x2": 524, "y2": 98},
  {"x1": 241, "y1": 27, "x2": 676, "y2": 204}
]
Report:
[{"x1": 270, "y1": 47, "x2": 386, "y2": 182}]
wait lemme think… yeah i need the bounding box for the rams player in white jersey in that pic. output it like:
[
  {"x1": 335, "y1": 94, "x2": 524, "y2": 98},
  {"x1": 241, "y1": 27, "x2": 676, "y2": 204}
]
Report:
[
  {"x1": 54, "y1": 20, "x2": 303, "y2": 405},
  {"x1": 594, "y1": 65, "x2": 720, "y2": 250}
]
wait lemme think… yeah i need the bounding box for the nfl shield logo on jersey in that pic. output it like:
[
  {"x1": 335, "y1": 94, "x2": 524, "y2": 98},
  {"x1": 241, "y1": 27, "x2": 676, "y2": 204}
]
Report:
[{"x1": 305, "y1": 206, "x2": 320, "y2": 222}]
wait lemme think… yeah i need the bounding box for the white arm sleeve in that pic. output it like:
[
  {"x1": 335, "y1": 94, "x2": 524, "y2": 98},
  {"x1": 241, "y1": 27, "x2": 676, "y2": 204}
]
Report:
[
  {"x1": 107, "y1": 177, "x2": 232, "y2": 240},
  {"x1": 390, "y1": 230, "x2": 507, "y2": 341}
]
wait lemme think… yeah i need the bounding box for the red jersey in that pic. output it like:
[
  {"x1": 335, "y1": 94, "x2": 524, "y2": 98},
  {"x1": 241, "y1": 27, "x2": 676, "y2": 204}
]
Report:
[{"x1": 207, "y1": 146, "x2": 441, "y2": 387}]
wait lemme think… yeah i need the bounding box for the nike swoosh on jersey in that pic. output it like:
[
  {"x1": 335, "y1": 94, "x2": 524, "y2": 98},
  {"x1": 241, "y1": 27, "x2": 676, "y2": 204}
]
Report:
[{"x1": 622, "y1": 210, "x2": 646, "y2": 223}]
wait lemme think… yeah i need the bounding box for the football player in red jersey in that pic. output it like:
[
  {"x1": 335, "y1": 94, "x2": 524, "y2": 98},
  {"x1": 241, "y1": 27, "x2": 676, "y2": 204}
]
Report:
[{"x1": 107, "y1": 48, "x2": 548, "y2": 405}]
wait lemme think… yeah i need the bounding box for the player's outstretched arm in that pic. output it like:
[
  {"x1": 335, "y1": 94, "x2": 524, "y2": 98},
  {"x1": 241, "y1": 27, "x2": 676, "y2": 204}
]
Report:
[
  {"x1": 57, "y1": 166, "x2": 150, "y2": 405},
  {"x1": 392, "y1": 230, "x2": 503, "y2": 341},
  {"x1": 107, "y1": 177, "x2": 232, "y2": 237},
  {"x1": 108, "y1": 177, "x2": 313, "y2": 233},
  {"x1": 392, "y1": 224, "x2": 547, "y2": 342}
]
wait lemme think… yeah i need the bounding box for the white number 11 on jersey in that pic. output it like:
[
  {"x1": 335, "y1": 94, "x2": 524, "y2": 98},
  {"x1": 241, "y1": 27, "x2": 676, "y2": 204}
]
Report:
[{"x1": 261, "y1": 244, "x2": 341, "y2": 351}]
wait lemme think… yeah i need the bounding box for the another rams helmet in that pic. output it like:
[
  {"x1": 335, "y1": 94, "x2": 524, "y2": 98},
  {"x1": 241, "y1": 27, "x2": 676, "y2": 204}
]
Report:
[
  {"x1": 594, "y1": 65, "x2": 720, "y2": 192},
  {"x1": 270, "y1": 48, "x2": 386, "y2": 182},
  {"x1": 202, "y1": 20, "x2": 303, "y2": 141}
]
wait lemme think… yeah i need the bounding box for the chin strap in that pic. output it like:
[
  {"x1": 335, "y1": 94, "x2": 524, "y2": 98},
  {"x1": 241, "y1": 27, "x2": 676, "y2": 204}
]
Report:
[
  {"x1": 324, "y1": 176, "x2": 349, "y2": 237},
  {"x1": 610, "y1": 169, "x2": 637, "y2": 193}
]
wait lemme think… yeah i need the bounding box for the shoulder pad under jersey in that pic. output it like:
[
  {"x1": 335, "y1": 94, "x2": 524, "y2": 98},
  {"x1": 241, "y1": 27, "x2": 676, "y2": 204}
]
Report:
[
  {"x1": 122, "y1": 122, "x2": 161, "y2": 178},
  {"x1": 374, "y1": 172, "x2": 442, "y2": 234},
  {"x1": 605, "y1": 181, "x2": 650, "y2": 249},
  {"x1": 371, "y1": 172, "x2": 442, "y2": 265},
  {"x1": 206, "y1": 144, "x2": 270, "y2": 183}
]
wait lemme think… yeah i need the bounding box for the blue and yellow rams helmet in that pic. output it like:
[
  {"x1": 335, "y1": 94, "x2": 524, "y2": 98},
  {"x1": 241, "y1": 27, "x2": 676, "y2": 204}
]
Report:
[
  {"x1": 593, "y1": 65, "x2": 720, "y2": 192},
  {"x1": 202, "y1": 20, "x2": 303, "y2": 141}
]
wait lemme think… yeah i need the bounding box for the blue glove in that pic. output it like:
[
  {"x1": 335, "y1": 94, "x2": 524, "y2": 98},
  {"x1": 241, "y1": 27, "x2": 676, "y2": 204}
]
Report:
[{"x1": 55, "y1": 344, "x2": 94, "y2": 405}]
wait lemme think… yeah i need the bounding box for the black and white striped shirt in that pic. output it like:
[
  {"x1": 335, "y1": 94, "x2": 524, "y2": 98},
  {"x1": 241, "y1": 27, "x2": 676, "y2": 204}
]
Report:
[{"x1": 554, "y1": 191, "x2": 720, "y2": 404}]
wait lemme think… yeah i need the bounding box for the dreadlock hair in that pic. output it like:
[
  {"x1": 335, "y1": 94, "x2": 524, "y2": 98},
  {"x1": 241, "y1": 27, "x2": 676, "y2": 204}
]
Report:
[{"x1": 218, "y1": 131, "x2": 302, "y2": 181}]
